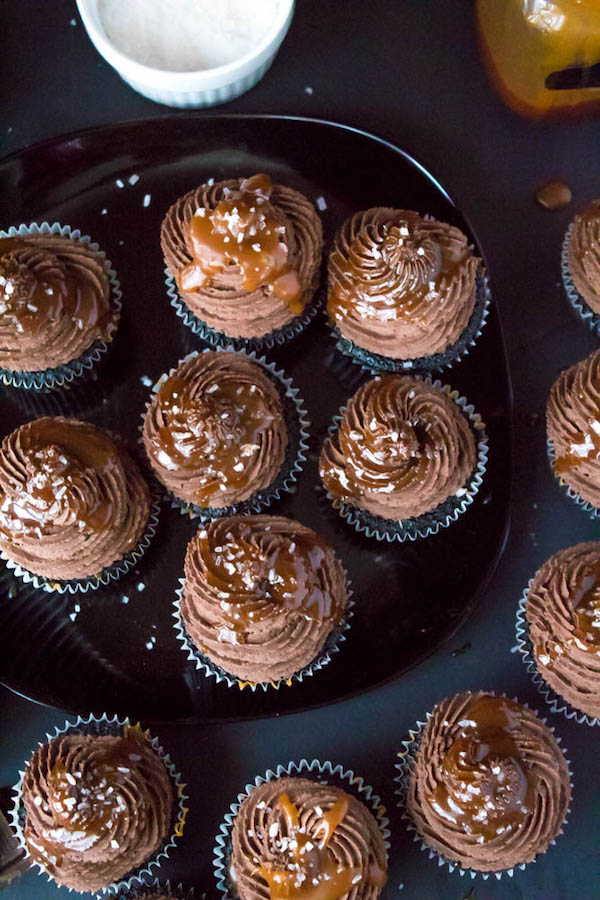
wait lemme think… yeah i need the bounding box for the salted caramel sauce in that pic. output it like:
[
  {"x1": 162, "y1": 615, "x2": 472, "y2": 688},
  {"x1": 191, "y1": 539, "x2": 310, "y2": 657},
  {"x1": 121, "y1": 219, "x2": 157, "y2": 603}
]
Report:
[
  {"x1": 426, "y1": 696, "x2": 532, "y2": 843},
  {"x1": 178, "y1": 174, "x2": 303, "y2": 314},
  {"x1": 0, "y1": 237, "x2": 105, "y2": 335},
  {"x1": 554, "y1": 417, "x2": 600, "y2": 475}
]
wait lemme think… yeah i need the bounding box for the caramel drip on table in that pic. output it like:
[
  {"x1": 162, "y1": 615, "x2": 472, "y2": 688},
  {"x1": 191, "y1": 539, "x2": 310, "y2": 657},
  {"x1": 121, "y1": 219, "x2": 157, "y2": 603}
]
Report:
[
  {"x1": 179, "y1": 174, "x2": 303, "y2": 314},
  {"x1": 426, "y1": 696, "x2": 532, "y2": 843}
]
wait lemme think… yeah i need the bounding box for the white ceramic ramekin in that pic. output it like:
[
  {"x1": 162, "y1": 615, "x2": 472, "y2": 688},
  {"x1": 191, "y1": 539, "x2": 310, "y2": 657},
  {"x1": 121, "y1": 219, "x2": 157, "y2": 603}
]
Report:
[{"x1": 76, "y1": 0, "x2": 295, "y2": 108}]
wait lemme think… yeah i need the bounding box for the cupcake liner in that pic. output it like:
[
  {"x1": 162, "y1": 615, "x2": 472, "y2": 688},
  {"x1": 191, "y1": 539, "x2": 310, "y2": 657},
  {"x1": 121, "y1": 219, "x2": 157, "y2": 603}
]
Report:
[
  {"x1": 213, "y1": 757, "x2": 391, "y2": 899},
  {"x1": 330, "y1": 269, "x2": 491, "y2": 376},
  {"x1": 546, "y1": 437, "x2": 600, "y2": 519},
  {"x1": 114, "y1": 878, "x2": 201, "y2": 900},
  {"x1": 0, "y1": 222, "x2": 122, "y2": 390},
  {"x1": 561, "y1": 223, "x2": 600, "y2": 335},
  {"x1": 322, "y1": 377, "x2": 488, "y2": 542},
  {"x1": 393, "y1": 691, "x2": 573, "y2": 880},
  {"x1": 1, "y1": 481, "x2": 161, "y2": 595},
  {"x1": 141, "y1": 348, "x2": 309, "y2": 522},
  {"x1": 172, "y1": 578, "x2": 354, "y2": 692},
  {"x1": 515, "y1": 583, "x2": 600, "y2": 727},
  {"x1": 165, "y1": 267, "x2": 324, "y2": 352},
  {"x1": 10, "y1": 712, "x2": 189, "y2": 897}
]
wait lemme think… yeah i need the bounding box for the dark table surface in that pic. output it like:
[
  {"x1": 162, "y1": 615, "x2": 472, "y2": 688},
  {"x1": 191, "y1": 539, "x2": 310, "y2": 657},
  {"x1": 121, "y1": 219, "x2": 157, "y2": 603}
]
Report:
[{"x1": 1, "y1": 1, "x2": 600, "y2": 898}]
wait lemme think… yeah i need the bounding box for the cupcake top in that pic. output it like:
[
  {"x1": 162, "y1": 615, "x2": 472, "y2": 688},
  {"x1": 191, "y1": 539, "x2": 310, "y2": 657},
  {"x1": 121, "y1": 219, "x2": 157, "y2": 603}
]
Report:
[
  {"x1": 231, "y1": 777, "x2": 387, "y2": 899},
  {"x1": 567, "y1": 199, "x2": 600, "y2": 314},
  {"x1": 526, "y1": 541, "x2": 600, "y2": 720},
  {"x1": 320, "y1": 375, "x2": 476, "y2": 520},
  {"x1": 327, "y1": 208, "x2": 481, "y2": 360},
  {"x1": 407, "y1": 692, "x2": 570, "y2": 872},
  {"x1": 0, "y1": 232, "x2": 114, "y2": 373},
  {"x1": 547, "y1": 347, "x2": 600, "y2": 508},
  {"x1": 0, "y1": 417, "x2": 151, "y2": 582},
  {"x1": 20, "y1": 729, "x2": 174, "y2": 894},
  {"x1": 161, "y1": 174, "x2": 323, "y2": 340},
  {"x1": 143, "y1": 352, "x2": 287, "y2": 510},
  {"x1": 180, "y1": 515, "x2": 349, "y2": 683}
]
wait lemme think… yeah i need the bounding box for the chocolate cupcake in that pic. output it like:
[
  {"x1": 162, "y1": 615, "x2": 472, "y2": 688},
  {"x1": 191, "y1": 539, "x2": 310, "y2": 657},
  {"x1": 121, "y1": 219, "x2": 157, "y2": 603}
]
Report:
[
  {"x1": 327, "y1": 208, "x2": 488, "y2": 373},
  {"x1": 563, "y1": 200, "x2": 600, "y2": 331},
  {"x1": 161, "y1": 174, "x2": 323, "y2": 348},
  {"x1": 319, "y1": 374, "x2": 486, "y2": 541},
  {"x1": 176, "y1": 514, "x2": 350, "y2": 686},
  {"x1": 399, "y1": 692, "x2": 571, "y2": 875},
  {"x1": 520, "y1": 542, "x2": 600, "y2": 723},
  {"x1": 222, "y1": 771, "x2": 388, "y2": 899},
  {"x1": 0, "y1": 417, "x2": 154, "y2": 589},
  {"x1": 0, "y1": 223, "x2": 121, "y2": 389},
  {"x1": 547, "y1": 347, "x2": 600, "y2": 515},
  {"x1": 143, "y1": 350, "x2": 308, "y2": 519}
]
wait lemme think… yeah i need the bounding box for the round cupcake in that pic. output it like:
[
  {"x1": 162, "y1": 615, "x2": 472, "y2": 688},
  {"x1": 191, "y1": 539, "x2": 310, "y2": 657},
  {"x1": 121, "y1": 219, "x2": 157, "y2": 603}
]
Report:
[
  {"x1": 0, "y1": 224, "x2": 121, "y2": 389},
  {"x1": 176, "y1": 514, "x2": 350, "y2": 687},
  {"x1": 161, "y1": 174, "x2": 323, "y2": 348},
  {"x1": 327, "y1": 207, "x2": 486, "y2": 372},
  {"x1": 143, "y1": 350, "x2": 307, "y2": 519},
  {"x1": 319, "y1": 374, "x2": 485, "y2": 541},
  {"x1": 226, "y1": 774, "x2": 387, "y2": 898},
  {"x1": 401, "y1": 692, "x2": 571, "y2": 875},
  {"x1": 0, "y1": 417, "x2": 153, "y2": 588},
  {"x1": 547, "y1": 347, "x2": 600, "y2": 514},
  {"x1": 563, "y1": 199, "x2": 600, "y2": 330},
  {"x1": 16, "y1": 724, "x2": 177, "y2": 893},
  {"x1": 523, "y1": 542, "x2": 600, "y2": 722}
]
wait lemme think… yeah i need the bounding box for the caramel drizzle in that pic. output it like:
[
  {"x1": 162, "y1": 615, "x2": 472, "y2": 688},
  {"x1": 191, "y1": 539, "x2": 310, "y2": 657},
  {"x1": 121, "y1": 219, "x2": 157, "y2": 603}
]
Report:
[
  {"x1": 537, "y1": 561, "x2": 600, "y2": 665},
  {"x1": 554, "y1": 417, "x2": 600, "y2": 476},
  {"x1": 178, "y1": 174, "x2": 303, "y2": 314}
]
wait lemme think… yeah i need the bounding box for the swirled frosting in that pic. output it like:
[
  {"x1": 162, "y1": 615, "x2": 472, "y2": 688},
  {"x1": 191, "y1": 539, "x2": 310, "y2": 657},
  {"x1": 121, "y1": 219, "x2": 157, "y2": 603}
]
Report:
[
  {"x1": 161, "y1": 175, "x2": 323, "y2": 339},
  {"x1": 547, "y1": 347, "x2": 600, "y2": 508},
  {"x1": 21, "y1": 730, "x2": 174, "y2": 894},
  {"x1": 407, "y1": 692, "x2": 570, "y2": 872},
  {"x1": 143, "y1": 352, "x2": 287, "y2": 509},
  {"x1": 567, "y1": 200, "x2": 600, "y2": 314},
  {"x1": 0, "y1": 417, "x2": 151, "y2": 581},
  {"x1": 526, "y1": 541, "x2": 600, "y2": 720},
  {"x1": 319, "y1": 375, "x2": 476, "y2": 520},
  {"x1": 231, "y1": 777, "x2": 387, "y2": 899},
  {"x1": 0, "y1": 233, "x2": 114, "y2": 372},
  {"x1": 327, "y1": 208, "x2": 481, "y2": 360},
  {"x1": 180, "y1": 515, "x2": 348, "y2": 683}
]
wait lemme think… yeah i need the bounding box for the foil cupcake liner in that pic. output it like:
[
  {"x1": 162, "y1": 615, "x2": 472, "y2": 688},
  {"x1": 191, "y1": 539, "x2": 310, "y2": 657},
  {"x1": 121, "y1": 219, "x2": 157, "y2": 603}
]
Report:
[
  {"x1": 546, "y1": 436, "x2": 600, "y2": 519},
  {"x1": 561, "y1": 223, "x2": 600, "y2": 335},
  {"x1": 0, "y1": 222, "x2": 122, "y2": 390},
  {"x1": 321, "y1": 377, "x2": 488, "y2": 542},
  {"x1": 515, "y1": 584, "x2": 600, "y2": 727},
  {"x1": 393, "y1": 691, "x2": 573, "y2": 880},
  {"x1": 330, "y1": 269, "x2": 491, "y2": 376},
  {"x1": 165, "y1": 267, "x2": 323, "y2": 352},
  {"x1": 213, "y1": 757, "x2": 391, "y2": 899},
  {"x1": 141, "y1": 348, "x2": 309, "y2": 521},
  {"x1": 114, "y1": 878, "x2": 201, "y2": 900},
  {"x1": 1, "y1": 481, "x2": 161, "y2": 595},
  {"x1": 173, "y1": 577, "x2": 354, "y2": 692},
  {"x1": 10, "y1": 712, "x2": 189, "y2": 897}
]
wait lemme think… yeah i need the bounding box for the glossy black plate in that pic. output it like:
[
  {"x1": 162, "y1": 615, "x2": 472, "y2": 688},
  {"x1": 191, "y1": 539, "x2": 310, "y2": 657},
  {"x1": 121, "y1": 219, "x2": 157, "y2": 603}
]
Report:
[{"x1": 0, "y1": 115, "x2": 511, "y2": 722}]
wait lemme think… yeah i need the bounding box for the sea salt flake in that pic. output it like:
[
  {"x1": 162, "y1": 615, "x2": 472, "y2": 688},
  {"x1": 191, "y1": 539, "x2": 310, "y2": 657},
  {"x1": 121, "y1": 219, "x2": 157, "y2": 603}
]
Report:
[{"x1": 143, "y1": 193, "x2": 151, "y2": 207}]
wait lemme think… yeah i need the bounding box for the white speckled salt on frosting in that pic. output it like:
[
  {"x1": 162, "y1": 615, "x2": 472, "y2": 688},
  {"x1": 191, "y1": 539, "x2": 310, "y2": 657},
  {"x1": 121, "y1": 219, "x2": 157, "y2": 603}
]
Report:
[{"x1": 98, "y1": 0, "x2": 281, "y2": 72}]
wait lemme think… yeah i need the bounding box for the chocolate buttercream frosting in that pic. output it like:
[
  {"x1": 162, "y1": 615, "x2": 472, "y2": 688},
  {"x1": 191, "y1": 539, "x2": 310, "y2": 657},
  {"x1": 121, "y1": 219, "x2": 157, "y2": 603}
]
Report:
[
  {"x1": 407, "y1": 692, "x2": 570, "y2": 872},
  {"x1": 231, "y1": 776, "x2": 387, "y2": 899},
  {"x1": 547, "y1": 347, "x2": 600, "y2": 508},
  {"x1": 526, "y1": 542, "x2": 600, "y2": 720},
  {"x1": 180, "y1": 515, "x2": 349, "y2": 683},
  {"x1": 161, "y1": 174, "x2": 323, "y2": 340},
  {"x1": 320, "y1": 375, "x2": 476, "y2": 520},
  {"x1": 567, "y1": 200, "x2": 600, "y2": 314},
  {"x1": 143, "y1": 352, "x2": 287, "y2": 510},
  {"x1": 21, "y1": 730, "x2": 174, "y2": 894},
  {"x1": 327, "y1": 208, "x2": 481, "y2": 360},
  {"x1": 0, "y1": 233, "x2": 115, "y2": 372},
  {"x1": 0, "y1": 417, "x2": 151, "y2": 581}
]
